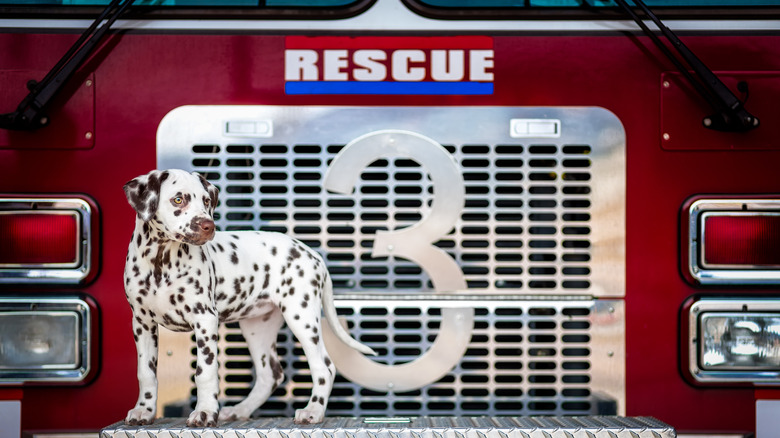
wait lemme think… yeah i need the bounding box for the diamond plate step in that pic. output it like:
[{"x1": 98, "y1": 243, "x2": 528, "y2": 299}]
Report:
[{"x1": 101, "y1": 416, "x2": 675, "y2": 438}]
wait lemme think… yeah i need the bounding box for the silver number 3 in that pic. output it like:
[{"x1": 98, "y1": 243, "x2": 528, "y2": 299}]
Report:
[{"x1": 322, "y1": 129, "x2": 475, "y2": 392}]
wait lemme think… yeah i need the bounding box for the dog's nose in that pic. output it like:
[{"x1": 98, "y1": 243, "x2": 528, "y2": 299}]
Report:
[
  {"x1": 198, "y1": 218, "x2": 215, "y2": 233},
  {"x1": 192, "y1": 217, "x2": 215, "y2": 234}
]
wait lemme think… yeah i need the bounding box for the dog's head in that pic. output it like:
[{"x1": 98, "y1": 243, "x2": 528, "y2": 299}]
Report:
[{"x1": 123, "y1": 169, "x2": 219, "y2": 245}]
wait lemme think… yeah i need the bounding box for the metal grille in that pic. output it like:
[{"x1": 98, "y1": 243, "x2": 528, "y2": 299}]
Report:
[
  {"x1": 156, "y1": 106, "x2": 626, "y2": 418},
  {"x1": 189, "y1": 142, "x2": 594, "y2": 292},
  {"x1": 212, "y1": 298, "x2": 617, "y2": 417}
]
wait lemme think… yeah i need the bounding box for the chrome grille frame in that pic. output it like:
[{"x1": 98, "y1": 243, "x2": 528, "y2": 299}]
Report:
[{"x1": 156, "y1": 105, "x2": 626, "y2": 417}]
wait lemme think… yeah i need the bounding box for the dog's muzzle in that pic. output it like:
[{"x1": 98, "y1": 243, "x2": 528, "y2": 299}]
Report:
[{"x1": 186, "y1": 217, "x2": 216, "y2": 245}]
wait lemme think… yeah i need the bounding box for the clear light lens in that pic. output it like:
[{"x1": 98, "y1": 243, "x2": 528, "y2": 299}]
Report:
[
  {"x1": 701, "y1": 313, "x2": 780, "y2": 370},
  {"x1": 0, "y1": 312, "x2": 80, "y2": 370}
]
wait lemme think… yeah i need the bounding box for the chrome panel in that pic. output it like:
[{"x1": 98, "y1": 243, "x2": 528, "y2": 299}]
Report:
[
  {"x1": 688, "y1": 198, "x2": 780, "y2": 285},
  {"x1": 158, "y1": 105, "x2": 626, "y2": 297},
  {"x1": 0, "y1": 296, "x2": 91, "y2": 383},
  {"x1": 156, "y1": 106, "x2": 626, "y2": 416},
  {"x1": 0, "y1": 198, "x2": 92, "y2": 284},
  {"x1": 102, "y1": 416, "x2": 675, "y2": 438},
  {"x1": 688, "y1": 298, "x2": 780, "y2": 384}
]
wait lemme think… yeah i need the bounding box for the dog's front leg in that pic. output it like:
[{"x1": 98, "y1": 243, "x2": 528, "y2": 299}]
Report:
[
  {"x1": 126, "y1": 322, "x2": 159, "y2": 425},
  {"x1": 187, "y1": 316, "x2": 220, "y2": 427}
]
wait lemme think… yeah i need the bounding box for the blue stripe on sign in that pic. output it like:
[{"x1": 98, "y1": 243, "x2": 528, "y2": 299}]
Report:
[{"x1": 285, "y1": 81, "x2": 493, "y2": 95}]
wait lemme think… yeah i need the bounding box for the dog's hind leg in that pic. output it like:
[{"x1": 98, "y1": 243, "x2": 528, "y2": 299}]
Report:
[
  {"x1": 285, "y1": 305, "x2": 336, "y2": 424},
  {"x1": 218, "y1": 310, "x2": 285, "y2": 421}
]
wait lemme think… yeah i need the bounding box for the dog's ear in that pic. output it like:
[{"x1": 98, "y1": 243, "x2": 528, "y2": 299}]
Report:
[
  {"x1": 124, "y1": 170, "x2": 169, "y2": 222},
  {"x1": 194, "y1": 172, "x2": 219, "y2": 214}
]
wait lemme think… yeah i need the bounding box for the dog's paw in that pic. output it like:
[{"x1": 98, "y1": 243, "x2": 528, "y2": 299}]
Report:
[
  {"x1": 186, "y1": 409, "x2": 218, "y2": 427},
  {"x1": 125, "y1": 407, "x2": 155, "y2": 425},
  {"x1": 294, "y1": 407, "x2": 325, "y2": 425},
  {"x1": 218, "y1": 406, "x2": 250, "y2": 422}
]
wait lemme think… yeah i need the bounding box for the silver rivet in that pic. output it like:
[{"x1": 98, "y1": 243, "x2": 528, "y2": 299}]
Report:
[
  {"x1": 85, "y1": 79, "x2": 93, "y2": 87},
  {"x1": 85, "y1": 132, "x2": 93, "y2": 140},
  {"x1": 662, "y1": 133, "x2": 670, "y2": 141}
]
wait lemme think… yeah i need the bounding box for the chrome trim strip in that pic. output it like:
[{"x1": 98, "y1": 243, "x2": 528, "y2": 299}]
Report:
[
  {"x1": 688, "y1": 198, "x2": 780, "y2": 285},
  {"x1": 1, "y1": 0, "x2": 780, "y2": 32},
  {"x1": 0, "y1": 197, "x2": 92, "y2": 284},
  {"x1": 4, "y1": 18, "x2": 780, "y2": 32},
  {"x1": 0, "y1": 296, "x2": 91, "y2": 384},
  {"x1": 688, "y1": 298, "x2": 780, "y2": 384}
]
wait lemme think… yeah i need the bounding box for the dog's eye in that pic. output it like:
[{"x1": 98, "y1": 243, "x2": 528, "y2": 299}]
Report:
[
  {"x1": 173, "y1": 197, "x2": 183, "y2": 205},
  {"x1": 204, "y1": 198, "x2": 210, "y2": 207}
]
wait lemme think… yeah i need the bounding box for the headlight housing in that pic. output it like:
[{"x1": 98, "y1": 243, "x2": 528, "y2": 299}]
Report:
[
  {"x1": 688, "y1": 298, "x2": 780, "y2": 384},
  {"x1": 0, "y1": 296, "x2": 94, "y2": 384}
]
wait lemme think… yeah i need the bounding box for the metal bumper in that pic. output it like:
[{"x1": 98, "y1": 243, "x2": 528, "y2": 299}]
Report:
[{"x1": 101, "y1": 416, "x2": 675, "y2": 438}]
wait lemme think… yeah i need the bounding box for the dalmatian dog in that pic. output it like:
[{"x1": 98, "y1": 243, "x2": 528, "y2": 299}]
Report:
[{"x1": 122, "y1": 169, "x2": 375, "y2": 427}]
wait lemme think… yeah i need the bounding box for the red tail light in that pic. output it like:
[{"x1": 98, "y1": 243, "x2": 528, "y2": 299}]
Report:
[
  {"x1": 0, "y1": 213, "x2": 79, "y2": 266},
  {"x1": 703, "y1": 214, "x2": 780, "y2": 267},
  {"x1": 687, "y1": 198, "x2": 780, "y2": 285},
  {"x1": 0, "y1": 197, "x2": 95, "y2": 284}
]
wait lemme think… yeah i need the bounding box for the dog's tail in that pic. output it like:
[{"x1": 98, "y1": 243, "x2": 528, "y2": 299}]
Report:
[{"x1": 322, "y1": 276, "x2": 378, "y2": 356}]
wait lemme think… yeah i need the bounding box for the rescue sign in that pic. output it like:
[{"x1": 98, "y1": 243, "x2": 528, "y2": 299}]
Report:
[{"x1": 284, "y1": 36, "x2": 494, "y2": 95}]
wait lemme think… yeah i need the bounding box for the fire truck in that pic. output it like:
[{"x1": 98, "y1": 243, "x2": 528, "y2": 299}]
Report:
[{"x1": 0, "y1": 0, "x2": 778, "y2": 436}]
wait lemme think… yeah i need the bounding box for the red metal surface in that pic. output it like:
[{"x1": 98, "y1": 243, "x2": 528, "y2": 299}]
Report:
[
  {"x1": 661, "y1": 71, "x2": 780, "y2": 150},
  {"x1": 0, "y1": 70, "x2": 95, "y2": 149},
  {"x1": 0, "y1": 30, "x2": 778, "y2": 434}
]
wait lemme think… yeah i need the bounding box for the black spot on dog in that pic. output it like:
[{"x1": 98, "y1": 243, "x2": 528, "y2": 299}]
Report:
[{"x1": 270, "y1": 356, "x2": 283, "y2": 381}]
